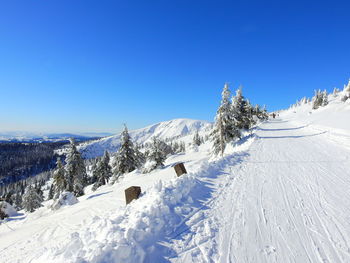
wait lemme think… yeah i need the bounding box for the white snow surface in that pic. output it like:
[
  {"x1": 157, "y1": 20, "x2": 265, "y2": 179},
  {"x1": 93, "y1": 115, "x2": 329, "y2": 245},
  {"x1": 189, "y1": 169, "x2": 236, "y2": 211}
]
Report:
[
  {"x1": 0, "y1": 201, "x2": 17, "y2": 217},
  {"x1": 50, "y1": 192, "x2": 79, "y2": 211},
  {"x1": 78, "y1": 118, "x2": 213, "y2": 158},
  {"x1": 1, "y1": 102, "x2": 350, "y2": 262}
]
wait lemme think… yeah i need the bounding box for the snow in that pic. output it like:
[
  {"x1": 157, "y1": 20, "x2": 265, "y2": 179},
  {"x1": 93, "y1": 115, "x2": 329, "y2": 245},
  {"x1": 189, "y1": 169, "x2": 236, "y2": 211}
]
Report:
[
  {"x1": 78, "y1": 118, "x2": 213, "y2": 158},
  {"x1": 1, "y1": 101, "x2": 350, "y2": 262},
  {"x1": 50, "y1": 192, "x2": 79, "y2": 210},
  {"x1": 0, "y1": 201, "x2": 17, "y2": 217}
]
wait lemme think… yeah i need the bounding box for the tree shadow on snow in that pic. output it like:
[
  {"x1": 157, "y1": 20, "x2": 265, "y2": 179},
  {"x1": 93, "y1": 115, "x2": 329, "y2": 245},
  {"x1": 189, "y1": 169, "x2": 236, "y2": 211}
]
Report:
[
  {"x1": 257, "y1": 131, "x2": 326, "y2": 139},
  {"x1": 86, "y1": 191, "x2": 113, "y2": 200},
  {"x1": 257, "y1": 125, "x2": 308, "y2": 131}
]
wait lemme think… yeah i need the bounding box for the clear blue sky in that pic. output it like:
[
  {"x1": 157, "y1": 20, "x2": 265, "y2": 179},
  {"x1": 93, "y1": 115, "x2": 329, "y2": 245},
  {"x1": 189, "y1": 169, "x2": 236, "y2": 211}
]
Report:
[{"x1": 0, "y1": 0, "x2": 349, "y2": 133}]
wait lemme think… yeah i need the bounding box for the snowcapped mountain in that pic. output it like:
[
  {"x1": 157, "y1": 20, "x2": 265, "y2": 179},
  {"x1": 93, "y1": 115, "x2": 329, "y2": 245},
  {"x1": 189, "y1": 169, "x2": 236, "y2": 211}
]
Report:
[
  {"x1": 78, "y1": 118, "x2": 213, "y2": 158},
  {"x1": 0, "y1": 132, "x2": 112, "y2": 143}
]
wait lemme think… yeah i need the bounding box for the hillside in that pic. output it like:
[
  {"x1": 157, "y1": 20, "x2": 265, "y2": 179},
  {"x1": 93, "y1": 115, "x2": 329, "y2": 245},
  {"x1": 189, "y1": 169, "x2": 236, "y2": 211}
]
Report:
[
  {"x1": 1, "y1": 96, "x2": 350, "y2": 262},
  {"x1": 78, "y1": 118, "x2": 213, "y2": 159}
]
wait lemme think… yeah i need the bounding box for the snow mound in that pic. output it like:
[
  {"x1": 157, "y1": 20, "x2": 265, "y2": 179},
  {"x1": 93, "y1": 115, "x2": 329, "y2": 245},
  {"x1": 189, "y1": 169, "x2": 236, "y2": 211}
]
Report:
[
  {"x1": 38, "y1": 163, "x2": 214, "y2": 263},
  {"x1": 78, "y1": 118, "x2": 213, "y2": 158},
  {"x1": 51, "y1": 192, "x2": 79, "y2": 210},
  {"x1": 0, "y1": 201, "x2": 17, "y2": 217}
]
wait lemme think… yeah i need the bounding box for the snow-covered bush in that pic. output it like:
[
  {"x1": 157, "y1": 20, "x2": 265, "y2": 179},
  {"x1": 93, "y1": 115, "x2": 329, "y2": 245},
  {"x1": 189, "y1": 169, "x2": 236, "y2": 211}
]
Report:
[
  {"x1": 0, "y1": 201, "x2": 17, "y2": 219},
  {"x1": 51, "y1": 191, "x2": 78, "y2": 211},
  {"x1": 142, "y1": 160, "x2": 158, "y2": 173}
]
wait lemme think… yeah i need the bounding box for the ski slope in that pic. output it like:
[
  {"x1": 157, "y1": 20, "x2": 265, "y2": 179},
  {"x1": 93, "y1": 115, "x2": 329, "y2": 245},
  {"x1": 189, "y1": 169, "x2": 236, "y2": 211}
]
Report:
[
  {"x1": 1, "y1": 116, "x2": 350, "y2": 262},
  {"x1": 171, "y1": 118, "x2": 350, "y2": 263}
]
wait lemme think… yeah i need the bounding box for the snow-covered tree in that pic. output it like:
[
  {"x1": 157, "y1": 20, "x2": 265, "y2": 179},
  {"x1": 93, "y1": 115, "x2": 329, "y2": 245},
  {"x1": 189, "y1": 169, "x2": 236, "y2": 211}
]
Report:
[
  {"x1": 312, "y1": 90, "x2": 323, "y2": 109},
  {"x1": 341, "y1": 79, "x2": 350, "y2": 102},
  {"x1": 112, "y1": 125, "x2": 138, "y2": 176},
  {"x1": 211, "y1": 83, "x2": 240, "y2": 156},
  {"x1": 231, "y1": 86, "x2": 255, "y2": 130},
  {"x1": 321, "y1": 90, "x2": 328, "y2": 106},
  {"x1": 92, "y1": 151, "x2": 112, "y2": 191},
  {"x1": 22, "y1": 185, "x2": 43, "y2": 212},
  {"x1": 65, "y1": 139, "x2": 88, "y2": 197},
  {"x1": 193, "y1": 131, "x2": 202, "y2": 146},
  {"x1": 333, "y1": 87, "x2": 340, "y2": 97},
  {"x1": 52, "y1": 158, "x2": 66, "y2": 199},
  {"x1": 147, "y1": 137, "x2": 167, "y2": 168}
]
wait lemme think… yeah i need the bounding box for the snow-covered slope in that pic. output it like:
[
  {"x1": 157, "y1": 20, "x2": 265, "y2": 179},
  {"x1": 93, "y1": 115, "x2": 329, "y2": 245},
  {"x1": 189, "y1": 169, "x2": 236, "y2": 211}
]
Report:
[
  {"x1": 79, "y1": 118, "x2": 213, "y2": 158},
  {"x1": 1, "y1": 99, "x2": 350, "y2": 263},
  {"x1": 279, "y1": 91, "x2": 350, "y2": 149}
]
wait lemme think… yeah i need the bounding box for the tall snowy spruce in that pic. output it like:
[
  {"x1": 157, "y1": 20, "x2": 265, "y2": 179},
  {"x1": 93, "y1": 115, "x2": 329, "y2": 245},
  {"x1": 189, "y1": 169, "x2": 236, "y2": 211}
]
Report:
[
  {"x1": 65, "y1": 139, "x2": 88, "y2": 197},
  {"x1": 211, "y1": 83, "x2": 240, "y2": 156},
  {"x1": 92, "y1": 151, "x2": 112, "y2": 191},
  {"x1": 341, "y1": 79, "x2": 350, "y2": 101},
  {"x1": 52, "y1": 157, "x2": 66, "y2": 199},
  {"x1": 22, "y1": 185, "x2": 43, "y2": 212},
  {"x1": 112, "y1": 125, "x2": 139, "y2": 176},
  {"x1": 231, "y1": 86, "x2": 254, "y2": 130}
]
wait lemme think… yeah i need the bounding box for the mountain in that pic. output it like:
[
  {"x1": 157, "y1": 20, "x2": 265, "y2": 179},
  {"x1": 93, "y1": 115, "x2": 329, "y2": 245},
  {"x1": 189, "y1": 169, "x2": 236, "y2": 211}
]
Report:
[
  {"x1": 78, "y1": 118, "x2": 213, "y2": 158},
  {"x1": 0, "y1": 132, "x2": 113, "y2": 143}
]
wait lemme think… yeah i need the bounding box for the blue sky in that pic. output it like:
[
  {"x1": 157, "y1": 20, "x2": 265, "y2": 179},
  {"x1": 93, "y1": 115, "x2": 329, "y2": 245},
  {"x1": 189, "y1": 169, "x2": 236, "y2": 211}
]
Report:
[{"x1": 0, "y1": 0, "x2": 349, "y2": 133}]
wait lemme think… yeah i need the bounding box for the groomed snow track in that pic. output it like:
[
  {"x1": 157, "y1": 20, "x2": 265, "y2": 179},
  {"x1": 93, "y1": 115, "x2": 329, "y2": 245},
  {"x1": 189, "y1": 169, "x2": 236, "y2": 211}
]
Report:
[{"x1": 172, "y1": 118, "x2": 350, "y2": 263}]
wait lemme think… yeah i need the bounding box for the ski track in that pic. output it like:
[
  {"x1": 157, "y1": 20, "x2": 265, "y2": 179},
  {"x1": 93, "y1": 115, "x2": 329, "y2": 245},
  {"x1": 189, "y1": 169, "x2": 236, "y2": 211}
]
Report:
[{"x1": 171, "y1": 118, "x2": 350, "y2": 263}]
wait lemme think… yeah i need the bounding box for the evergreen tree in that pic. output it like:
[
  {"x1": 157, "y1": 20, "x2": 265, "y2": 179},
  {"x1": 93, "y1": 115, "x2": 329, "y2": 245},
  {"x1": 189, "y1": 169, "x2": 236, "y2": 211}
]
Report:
[
  {"x1": 134, "y1": 143, "x2": 146, "y2": 168},
  {"x1": 22, "y1": 185, "x2": 42, "y2": 212},
  {"x1": 65, "y1": 139, "x2": 87, "y2": 197},
  {"x1": 148, "y1": 137, "x2": 166, "y2": 168},
  {"x1": 48, "y1": 184, "x2": 54, "y2": 200},
  {"x1": 92, "y1": 151, "x2": 112, "y2": 191},
  {"x1": 321, "y1": 90, "x2": 328, "y2": 106},
  {"x1": 52, "y1": 158, "x2": 66, "y2": 199},
  {"x1": 112, "y1": 125, "x2": 138, "y2": 176},
  {"x1": 232, "y1": 86, "x2": 253, "y2": 130},
  {"x1": 342, "y1": 79, "x2": 350, "y2": 101},
  {"x1": 312, "y1": 90, "x2": 323, "y2": 109},
  {"x1": 193, "y1": 131, "x2": 202, "y2": 146},
  {"x1": 211, "y1": 83, "x2": 240, "y2": 156}
]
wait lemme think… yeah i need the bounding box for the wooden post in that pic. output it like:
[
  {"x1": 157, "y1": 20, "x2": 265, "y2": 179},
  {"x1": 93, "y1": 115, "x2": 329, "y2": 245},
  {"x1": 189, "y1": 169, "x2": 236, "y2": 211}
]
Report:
[
  {"x1": 174, "y1": 163, "x2": 187, "y2": 177},
  {"x1": 125, "y1": 186, "x2": 141, "y2": 205}
]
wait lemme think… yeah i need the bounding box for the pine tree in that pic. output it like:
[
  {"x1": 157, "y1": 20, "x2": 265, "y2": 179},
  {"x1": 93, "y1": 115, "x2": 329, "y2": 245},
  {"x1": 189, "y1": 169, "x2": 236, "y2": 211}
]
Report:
[
  {"x1": 232, "y1": 86, "x2": 254, "y2": 130},
  {"x1": 321, "y1": 90, "x2": 328, "y2": 106},
  {"x1": 211, "y1": 83, "x2": 240, "y2": 156},
  {"x1": 148, "y1": 137, "x2": 166, "y2": 168},
  {"x1": 65, "y1": 139, "x2": 87, "y2": 197},
  {"x1": 342, "y1": 79, "x2": 350, "y2": 101},
  {"x1": 52, "y1": 158, "x2": 66, "y2": 199},
  {"x1": 92, "y1": 151, "x2": 112, "y2": 191},
  {"x1": 112, "y1": 125, "x2": 138, "y2": 176},
  {"x1": 134, "y1": 143, "x2": 146, "y2": 168},
  {"x1": 22, "y1": 185, "x2": 43, "y2": 213},
  {"x1": 193, "y1": 131, "x2": 202, "y2": 146},
  {"x1": 312, "y1": 90, "x2": 323, "y2": 109}
]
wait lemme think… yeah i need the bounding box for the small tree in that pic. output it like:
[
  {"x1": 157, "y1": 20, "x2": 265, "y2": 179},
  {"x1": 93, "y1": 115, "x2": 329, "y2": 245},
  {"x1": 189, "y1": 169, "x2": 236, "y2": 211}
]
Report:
[
  {"x1": 112, "y1": 125, "x2": 138, "y2": 176},
  {"x1": 321, "y1": 90, "x2": 328, "y2": 106},
  {"x1": 22, "y1": 185, "x2": 43, "y2": 213},
  {"x1": 312, "y1": 90, "x2": 323, "y2": 109},
  {"x1": 148, "y1": 137, "x2": 167, "y2": 168},
  {"x1": 65, "y1": 139, "x2": 88, "y2": 197},
  {"x1": 193, "y1": 131, "x2": 202, "y2": 146},
  {"x1": 52, "y1": 158, "x2": 66, "y2": 199},
  {"x1": 92, "y1": 151, "x2": 112, "y2": 191}
]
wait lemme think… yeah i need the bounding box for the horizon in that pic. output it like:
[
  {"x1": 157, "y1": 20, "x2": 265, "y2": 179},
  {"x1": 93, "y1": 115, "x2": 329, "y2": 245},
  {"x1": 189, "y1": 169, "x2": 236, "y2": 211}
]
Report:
[{"x1": 1, "y1": 1, "x2": 349, "y2": 133}]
